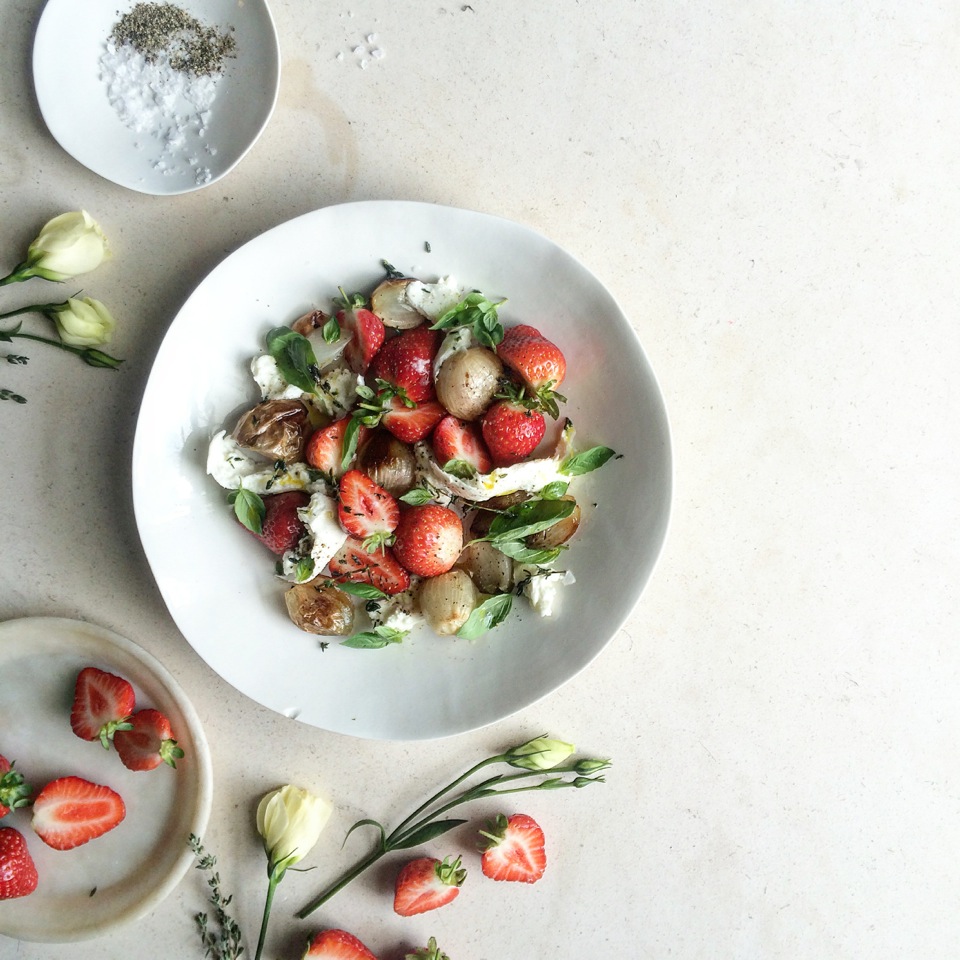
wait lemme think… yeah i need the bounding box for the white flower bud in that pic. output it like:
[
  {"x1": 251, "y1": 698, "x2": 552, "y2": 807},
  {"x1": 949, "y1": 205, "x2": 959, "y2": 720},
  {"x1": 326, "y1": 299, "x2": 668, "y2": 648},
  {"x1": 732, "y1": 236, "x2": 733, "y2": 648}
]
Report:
[
  {"x1": 26, "y1": 210, "x2": 110, "y2": 281},
  {"x1": 50, "y1": 297, "x2": 116, "y2": 346},
  {"x1": 505, "y1": 736, "x2": 575, "y2": 771},
  {"x1": 256, "y1": 784, "x2": 332, "y2": 872}
]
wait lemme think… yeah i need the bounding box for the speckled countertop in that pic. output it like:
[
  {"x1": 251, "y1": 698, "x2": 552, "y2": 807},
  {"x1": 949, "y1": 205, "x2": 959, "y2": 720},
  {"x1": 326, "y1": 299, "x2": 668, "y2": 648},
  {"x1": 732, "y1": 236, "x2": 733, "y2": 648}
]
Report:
[{"x1": 1, "y1": 1, "x2": 958, "y2": 958}]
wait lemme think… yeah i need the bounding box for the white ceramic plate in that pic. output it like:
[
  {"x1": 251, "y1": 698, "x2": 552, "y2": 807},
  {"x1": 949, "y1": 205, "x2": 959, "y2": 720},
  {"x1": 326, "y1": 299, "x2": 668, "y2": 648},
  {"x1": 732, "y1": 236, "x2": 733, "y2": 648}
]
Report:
[
  {"x1": 32, "y1": 0, "x2": 280, "y2": 195},
  {"x1": 132, "y1": 201, "x2": 672, "y2": 740},
  {"x1": 0, "y1": 617, "x2": 213, "y2": 942}
]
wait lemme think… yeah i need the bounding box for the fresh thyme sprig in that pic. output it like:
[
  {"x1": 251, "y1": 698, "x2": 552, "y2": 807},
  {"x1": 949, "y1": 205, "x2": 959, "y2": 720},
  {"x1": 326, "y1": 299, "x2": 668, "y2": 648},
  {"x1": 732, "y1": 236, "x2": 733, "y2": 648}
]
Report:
[{"x1": 189, "y1": 834, "x2": 245, "y2": 960}]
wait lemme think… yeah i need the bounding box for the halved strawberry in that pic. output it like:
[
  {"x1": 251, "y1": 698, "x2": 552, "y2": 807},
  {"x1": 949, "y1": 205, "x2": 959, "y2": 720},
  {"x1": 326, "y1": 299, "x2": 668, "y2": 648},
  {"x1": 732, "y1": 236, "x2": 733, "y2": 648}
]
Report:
[
  {"x1": 328, "y1": 535, "x2": 411, "y2": 596},
  {"x1": 480, "y1": 398, "x2": 546, "y2": 467},
  {"x1": 337, "y1": 469, "x2": 400, "y2": 550},
  {"x1": 32, "y1": 776, "x2": 125, "y2": 850},
  {"x1": 337, "y1": 291, "x2": 385, "y2": 374},
  {"x1": 303, "y1": 928, "x2": 377, "y2": 960},
  {"x1": 0, "y1": 756, "x2": 33, "y2": 818},
  {"x1": 0, "y1": 827, "x2": 38, "y2": 900},
  {"x1": 478, "y1": 812, "x2": 546, "y2": 883},
  {"x1": 497, "y1": 324, "x2": 566, "y2": 414},
  {"x1": 432, "y1": 414, "x2": 492, "y2": 475},
  {"x1": 393, "y1": 854, "x2": 466, "y2": 916},
  {"x1": 70, "y1": 666, "x2": 136, "y2": 748},
  {"x1": 114, "y1": 708, "x2": 185, "y2": 772},
  {"x1": 247, "y1": 491, "x2": 310, "y2": 555},
  {"x1": 305, "y1": 417, "x2": 368, "y2": 478},
  {"x1": 368, "y1": 326, "x2": 440, "y2": 402},
  {"x1": 392, "y1": 504, "x2": 463, "y2": 578},
  {"x1": 382, "y1": 395, "x2": 445, "y2": 444}
]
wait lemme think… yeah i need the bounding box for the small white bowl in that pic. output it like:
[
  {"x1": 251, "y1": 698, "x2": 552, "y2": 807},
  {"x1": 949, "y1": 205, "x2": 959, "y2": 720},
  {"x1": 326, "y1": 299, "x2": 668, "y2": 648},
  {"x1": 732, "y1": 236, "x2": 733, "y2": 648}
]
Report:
[{"x1": 32, "y1": 0, "x2": 280, "y2": 195}]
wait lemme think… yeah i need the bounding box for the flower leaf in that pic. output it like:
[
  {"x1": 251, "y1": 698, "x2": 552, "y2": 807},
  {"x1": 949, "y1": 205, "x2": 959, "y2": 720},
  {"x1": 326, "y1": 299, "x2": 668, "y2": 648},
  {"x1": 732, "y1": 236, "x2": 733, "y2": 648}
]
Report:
[{"x1": 391, "y1": 818, "x2": 468, "y2": 850}]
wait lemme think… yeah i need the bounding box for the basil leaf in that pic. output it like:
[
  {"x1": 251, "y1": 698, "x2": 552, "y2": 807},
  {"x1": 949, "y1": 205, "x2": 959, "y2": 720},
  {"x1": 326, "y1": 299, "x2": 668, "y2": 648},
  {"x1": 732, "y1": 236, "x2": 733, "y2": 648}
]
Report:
[
  {"x1": 493, "y1": 541, "x2": 565, "y2": 565},
  {"x1": 457, "y1": 593, "x2": 513, "y2": 640},
  {"x1": 266, "y1": 327, "x2": 319, "y2": 394},
  {"x1": 486, "y1": 498, "x2": 575, "y2": 542},
  {"x1": 334, "y1": 582, "x2": 388, "y2": 600},
  {"x1": 560, "y1": 445, "x2": 618, "y2": 476},
  {"x1": 341, "y1": 626, "x2": 408, "y2": 649},
  {"x1": 430, "y1": 291, "x2": 505, "y2": 347},
  {"x1": 322, "y1": 317, "x2": 341, "y2": 343},
  {"x1": 442, "y1": 458, "x2": 477, "y2": 479},
  {"x1": 400, "y1": 486, "x2": 435, "y2": 506},
  {"x1": 539, "y1": 480, "x2": 569, "y2": 500},
  {"x1": 341, "y1": 416, "x2": 363, "y2": 471},
  {"x1": 229, "y1": 488, "x2": 265, "y2": 534},
  {"x1": 295, "y1": 557, "x2": 315, "y2": 582}
]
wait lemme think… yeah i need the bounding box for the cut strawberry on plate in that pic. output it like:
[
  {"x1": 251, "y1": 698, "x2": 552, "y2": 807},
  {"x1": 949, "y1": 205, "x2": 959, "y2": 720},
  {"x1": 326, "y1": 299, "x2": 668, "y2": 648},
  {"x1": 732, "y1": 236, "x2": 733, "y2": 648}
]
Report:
[
  {"x1": 432, "y1": 414, "x2": 492, "y2": 475},
  {"x1": 70, "y1": 665, "x2": 136, "y2": 748},
  {"x1": 479, "y1": 812, "x2": 546, "y2": 883},
  {"x1": 0, "y1": 755, "x2": 33, "y2": 818},
  {"x1": 114, "y1": 708, "x2": 185, "y2": 772},
  {"x1": 246, "y1": 490, "x2": 310, "y2": 555},
  {"x1": 337, "y1": 468, "x2": 400, "y2": 550},
  {"x1": 381, "y1": 395, "x2": 445, "y2": 444},
  {"x1": 305, "y1": 417, "x2": 368, "y2": 478},
  {"x1": 32, "y1": 776, "x2": 125, "y2": 850},
  {"x1": 303, "y1": 928, "x2": 378, "y2": 960},
  {"x1": 393, "y1": 854, "x2": 466, "y2": 916},
  {"x1": 328, "y1": 535, "x2": 411, "y2": 596},
  {"x1": 0, "y1": 827, "x2": 38, "y2": 900},
  {"x1": 337, "y1": 291, "x2": 385, "y2": 375}
]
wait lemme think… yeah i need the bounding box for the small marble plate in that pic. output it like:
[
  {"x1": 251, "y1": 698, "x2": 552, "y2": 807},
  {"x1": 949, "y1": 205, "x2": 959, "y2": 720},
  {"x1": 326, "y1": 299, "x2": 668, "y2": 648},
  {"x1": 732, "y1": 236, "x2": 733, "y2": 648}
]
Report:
[{"x1": 0, "y1": 617, "x2": 213, "y2": 942}]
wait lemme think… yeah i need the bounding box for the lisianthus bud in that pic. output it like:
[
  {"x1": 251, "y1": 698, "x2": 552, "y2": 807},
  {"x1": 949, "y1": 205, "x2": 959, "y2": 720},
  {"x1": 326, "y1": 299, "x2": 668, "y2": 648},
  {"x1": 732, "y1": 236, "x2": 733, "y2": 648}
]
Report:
[
  {"x1": 574, "y1": 758, "x2": 612, "y2": 774},
  {"x1": 256, "y1": 784, "x2": 332, "y2": 873},
  {"x1": 49, "y1": 297, "x2": 116, "y2": 346},
  {"x1": 26, "y1": 211, "x2": 111, "y2": 281},
  {"x1": 505, "y1": 736, "x2": 575, "y2": 771}
]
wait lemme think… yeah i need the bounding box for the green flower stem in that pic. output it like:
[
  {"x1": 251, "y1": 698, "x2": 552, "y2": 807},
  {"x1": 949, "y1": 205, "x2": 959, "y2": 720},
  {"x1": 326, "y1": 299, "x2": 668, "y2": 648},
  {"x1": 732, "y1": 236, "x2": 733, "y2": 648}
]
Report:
[
  {"x1": 295, "y1": 764, "x2": 604, "y2": 919},
  {"x1": 254, "y1": 864, "x2": 283, "y2": 960},
  {"x1": 0, "y1": 301, "x2": 71, "y2": 321},
  {"x1": 0, "y1": 263, "x2": 35, "y2": 286},
  {"x1": 2, "y1": 328, "x2": 123, "y2": 369}
]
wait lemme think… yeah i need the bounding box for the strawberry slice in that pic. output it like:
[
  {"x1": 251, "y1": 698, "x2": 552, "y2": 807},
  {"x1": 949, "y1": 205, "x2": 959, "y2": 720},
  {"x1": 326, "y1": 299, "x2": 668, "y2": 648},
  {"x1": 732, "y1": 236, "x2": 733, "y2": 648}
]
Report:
[
  {"x1": 0, "y1": 755, "x2": 33, "y2": 819},
  {"x1": 303, "y1": 928, "x2": 378, "y2": 960},
  {"x1": 32, "y1": 776, "x2": 125, "y2": 850},
  {"x1": 479, "y1": 813, "x2": 546, "y2": 883},
  {"x1": 381, "y1": 395, "x2": 445, "y2": 444},
  {"x1": 337, "y1": 292, "x2": 385, "y2": 374},
  {"x1": 114, "y1": 708, "x2": 185, "y2": 772},
  {"x1": 337, "y1": 469, "x2": 400, "y2": 550},
  {"x1": 246, "y1": 491, "x2": 310, "y2": 555},
  {"x1": 393, "y1": 854, "x2": 466, "y2": 916},
  {"x1": 368, "y1": 326, "x2": 440, "y2": 402},
  {"x1": 0, "y1": 827, "x2": 38, "y2": 900},
  {"x1": 70, "y1": 666, "x2": 136, "y2": 748},
  {"x1": 480, "y1": 398, "x2": 546, "y2": 467},
  {"x1": 305, "y1": 417, "x2": 368, "y2": 478},
  {"x1": 432, "y1": 414, "x2": 492, "y2": 475},
  {"x1": 328, "y1": 535, "x2": 411, "y2": 596}
]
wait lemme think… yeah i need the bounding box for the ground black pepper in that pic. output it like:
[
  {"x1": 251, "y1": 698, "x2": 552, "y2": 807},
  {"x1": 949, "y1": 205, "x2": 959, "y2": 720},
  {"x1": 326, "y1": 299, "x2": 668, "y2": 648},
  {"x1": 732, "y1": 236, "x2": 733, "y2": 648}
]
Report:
[{"x1": 110, "y1": 2, "x2": 235, "y2": 77}]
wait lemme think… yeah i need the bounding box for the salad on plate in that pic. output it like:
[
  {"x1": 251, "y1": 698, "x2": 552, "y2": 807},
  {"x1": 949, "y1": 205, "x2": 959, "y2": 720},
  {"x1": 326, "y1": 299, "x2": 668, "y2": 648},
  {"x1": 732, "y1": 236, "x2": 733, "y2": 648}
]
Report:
[{"x1": 206, "y1": 263, "x2": 617, "y2": 649}]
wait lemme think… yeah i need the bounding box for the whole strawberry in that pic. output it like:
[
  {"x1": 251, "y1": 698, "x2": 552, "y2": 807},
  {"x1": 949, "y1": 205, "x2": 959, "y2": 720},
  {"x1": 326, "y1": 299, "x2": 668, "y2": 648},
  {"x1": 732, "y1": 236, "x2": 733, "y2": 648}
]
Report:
[
  {"x1": 0, "y1": 827, "x2": 38, "y2": 900},
  {"x1": 392, "y1": 504, "x2": 463, "y2": 577},
  {"x1": 114, "y1": 708, "x2": 185, "y2": 772},
  {"x1": 497, "y1": 323, "x2": 566, "y2": 416},
  {"x1": 480, "y1": 398, "x2": 546, "y2": 467},
  {"x1": 393, "y1": 854, "x2": 466, "y2": 916},
  {"x1": 303, "y1": 927, "x2": 377, "y2": 959},
  {"x1": 0, "y1": 755, "x2": 33, "y2": 818},
  {"x1": 368, "y1": 326, "x2": 440, "y2": 403}
]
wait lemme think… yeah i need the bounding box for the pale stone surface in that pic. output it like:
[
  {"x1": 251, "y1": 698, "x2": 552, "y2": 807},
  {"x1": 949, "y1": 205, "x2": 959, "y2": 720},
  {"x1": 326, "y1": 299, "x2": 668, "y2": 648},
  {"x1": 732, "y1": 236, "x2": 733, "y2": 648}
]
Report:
[{"x1": 1, "y1": 0, "x2": 958, "y2": 958}]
